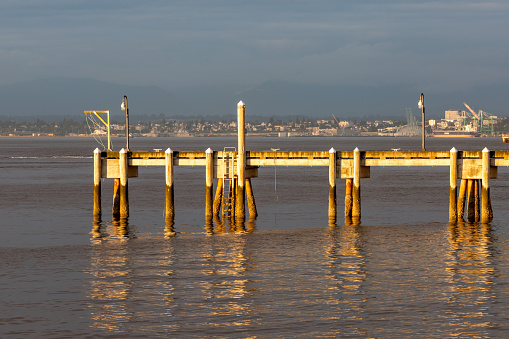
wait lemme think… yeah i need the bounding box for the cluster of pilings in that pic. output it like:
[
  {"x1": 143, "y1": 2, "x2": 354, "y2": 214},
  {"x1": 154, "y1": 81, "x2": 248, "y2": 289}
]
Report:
[{"x1": 449, "y1": 147, "x2": 493, "y2": 223}]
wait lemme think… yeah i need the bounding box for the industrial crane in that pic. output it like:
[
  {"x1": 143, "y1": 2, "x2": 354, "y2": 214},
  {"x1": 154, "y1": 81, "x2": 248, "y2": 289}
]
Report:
[{"x1": 463, "y1": 102, "x2": 495, "y2": 135}]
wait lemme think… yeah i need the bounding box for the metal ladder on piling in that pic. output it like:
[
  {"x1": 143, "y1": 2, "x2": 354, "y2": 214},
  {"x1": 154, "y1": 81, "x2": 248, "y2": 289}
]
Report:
[{"x1": 222, "y1": 147, "x2": 237, "y2": 218}]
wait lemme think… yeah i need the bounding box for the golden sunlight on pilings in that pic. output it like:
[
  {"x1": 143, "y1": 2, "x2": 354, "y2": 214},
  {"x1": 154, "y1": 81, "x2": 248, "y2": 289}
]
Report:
[
  {"x1": 449, "y1": 147, "x2": 458, "y2": 223},
  {"x1": 328, "y1": 147, "x2": 337, "y2": 224}
]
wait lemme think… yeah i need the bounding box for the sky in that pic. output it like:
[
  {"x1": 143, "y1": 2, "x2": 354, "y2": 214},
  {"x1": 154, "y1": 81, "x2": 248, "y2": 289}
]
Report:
[{"x1": 2, "y1": 1, "x2": 509, "y2": 115}]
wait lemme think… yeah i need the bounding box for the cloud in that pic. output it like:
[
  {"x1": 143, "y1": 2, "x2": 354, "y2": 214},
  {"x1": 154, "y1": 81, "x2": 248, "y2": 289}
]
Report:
[{"x1": 0, "y1": 0, "x2": 508, "y2": 95}]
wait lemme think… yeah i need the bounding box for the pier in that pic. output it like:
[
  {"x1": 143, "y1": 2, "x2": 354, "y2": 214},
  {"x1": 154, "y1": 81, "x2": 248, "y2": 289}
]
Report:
[{"x1": 92, "y1": 101, "x2": 507, "y2": 229}]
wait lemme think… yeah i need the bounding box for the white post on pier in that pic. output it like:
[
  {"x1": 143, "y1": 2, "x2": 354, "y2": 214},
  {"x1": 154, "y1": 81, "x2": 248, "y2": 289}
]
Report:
[
  {"x1": 352, "y1": 147, "x2": 361, "y2": 220},
  {"x1": 482, "y1": 147, "x2": 493, "y2": 222},
  {"x1": 119, "y1": 148, "x2": 129, "y2": 219},
  {"x1": 328, "y1": 147, "x2": 337, "y2": 223},
  {"x1": 165, "y1": 148, "x2": 174, "y2": 221},
  {"x1": 205, "y1": 148, "x2": 214, "y2": 221},
  {"x1": 449, "y1": 147, "x2": 458, "y2": 222},
  {"x1": 93, "y1": 148, "x2": 102, "y2": 218},
  {"x1": 236, "y1": 101, "x2": 246, "y2": 222}
]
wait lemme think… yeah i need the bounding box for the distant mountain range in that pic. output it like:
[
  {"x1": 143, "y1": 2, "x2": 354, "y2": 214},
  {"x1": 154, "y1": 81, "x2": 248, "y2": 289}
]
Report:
[{"x1": 0, "y1": 77, "x2": 507, "y2": 121}]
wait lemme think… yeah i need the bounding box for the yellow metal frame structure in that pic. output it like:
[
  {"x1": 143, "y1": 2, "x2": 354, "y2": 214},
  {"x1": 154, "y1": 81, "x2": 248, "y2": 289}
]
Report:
[{"x1": 84, "y1": 110, "x2": 111, "y2": 150}]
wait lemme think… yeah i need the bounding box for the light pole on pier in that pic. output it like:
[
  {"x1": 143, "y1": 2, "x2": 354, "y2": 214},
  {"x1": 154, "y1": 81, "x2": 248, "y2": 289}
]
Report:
[
  {"x1": 121, "y1": 95, "x2": 129, "y2": 151},
  {"x1": 418, "y1": 93, "x2": 425, "y2": 151}
]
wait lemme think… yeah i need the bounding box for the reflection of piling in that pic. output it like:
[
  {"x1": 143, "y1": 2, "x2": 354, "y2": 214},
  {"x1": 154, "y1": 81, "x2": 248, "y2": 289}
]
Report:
[
  {"x1": 457, "y1": 179, "x2": 467, "y2": 220},
  {"x1": 328, "y1": 148, "x2": 337, "y2": 223},
  {"x1": 119, "y1": 148, "x2": 129, "y2": 219},
  {"x1": 205, "y1": 148, "x2": 214, "y2": 220},
  {"x1": 449, "y1": 147, "x2": 458, "y2": 222},
  {"x1": 352, "y1": 147, "x2": 361, "y2": 219},
  {"x1": 245, "y1": 178, "x2": 257, "y2": 218},
  {"x1": 165, "y1": 148, "x2": 175, "y2": 220},
  {"x1": 482, "y1": 148, "x2": 493, "y2": 223},
  {"x1": 235, "y1": 101, "x2": 246, "y2": 222},
  {"x1": 93, "y1": 148, "x2": 102, "y2": 218}
]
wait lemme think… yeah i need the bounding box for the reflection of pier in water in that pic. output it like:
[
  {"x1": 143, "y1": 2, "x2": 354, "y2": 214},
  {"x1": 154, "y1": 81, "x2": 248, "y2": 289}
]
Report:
[{"x1": 92, "y1": 101, "x2": 509, "y2": 234}]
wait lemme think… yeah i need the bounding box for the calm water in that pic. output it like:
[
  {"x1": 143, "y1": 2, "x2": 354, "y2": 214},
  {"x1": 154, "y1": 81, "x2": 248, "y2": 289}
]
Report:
[{"x1": 2, "y1": 136, "x2": 509, "y2": 337}]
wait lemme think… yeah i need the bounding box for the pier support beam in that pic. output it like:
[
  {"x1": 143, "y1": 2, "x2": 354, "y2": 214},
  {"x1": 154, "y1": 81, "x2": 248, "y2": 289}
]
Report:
[
  {"x1": 482, "y1": 147, "x2": 493, "y2": 222},
  {"x1": 352, "y1": 147, "x2": 361, "y2": 220},
  {"x1": 235, "y1": 101, "x2": 246, "y2": 223},
  {"x1": 205, "y1": 148, "x2": 214, "y2": 220},
  {"x1": 345, "y1": 179, "x2": 353, "y2": 218},
  {"x1": 457, "y1": 179, "x2": 467, "y2": 220},
  {"x1": 213, "y1": 178, "x2": 223, "y2": 217},
  {"x1": 119, "y1": 148, "x2": 129, "y2": 219},
  {"x1": 449, "y1": 147, "x2": 458, "y2": 223},
  {"x1": 466, "y1": 179, "x2": 476, "y2": 222},
  {"x1": 93, "y1": 148, "x2": 102, "y2": 219},
  {"x1": 328, "y1": 148, "x2": 337, "y2": 223},
  {"x1": 246, "y1": 178, "x2": 257, "y2": 218},
  {"x1": 165, "y1": 148, "x2": 175, "y2": 221},
  {"x1": 113, "y1": 179, "x2": 120, "y2": 219},
  {"x1": 474, "y1": 179, "x2": 480, "y2": 222}
]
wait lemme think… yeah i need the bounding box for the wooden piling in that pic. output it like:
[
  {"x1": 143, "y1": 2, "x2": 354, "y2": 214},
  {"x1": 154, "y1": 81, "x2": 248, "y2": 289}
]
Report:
[
  {"x1": 466, "y1": 179, "x2": 475, "y2": 222},
  {"x1": 119, "y1": 148, "x2": 129, "y2": 219},
  {"x1": 165, "y1": 148, "x2": 175, "y2": 220},
  {"x1": 457, "y1": 179, "x2": 467, "y2": 220},
  {"x1": 205, "y1": 148, "x2": 214, "y2": 220},
  {"x1": 235, "y1": 101, "x2": 246, "y2": 222},
  {"x1": 245, "y1": 178, "x2": 257, "y2": 218},
  {"x1": 93, "y1": 148, "x2": 102, "y2": 218},
  {"x1": 328, "y1": 148, "x2": 337, "y2": 222},
  {"x1": 213, "y1": 178, "x2": 223, "y2": 217},
  {"x1": 352, "y1": 147, "x2": 361, "y2": 219},
  {"x1": 474, "y1": 179, "x2": 480, "y2": 222},
  {"x1": 112, "y1": 178, "x2": 120, "y2": 219},
  {"x1": 449, "y1": 147, "x2": 458, "y2": 223},
  {"x1": 481, "y1": 147, "x2": 492, "y2": 223},
  {"x1": 345, "y1": 178, "x2": 353, "y2": 218}
]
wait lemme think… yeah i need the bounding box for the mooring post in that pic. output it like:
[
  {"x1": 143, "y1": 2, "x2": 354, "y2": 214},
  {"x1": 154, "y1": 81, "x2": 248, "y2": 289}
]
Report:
[
  {"x1": 328, "y1": 147, "x2": 337, "y2": 222},
  {"x1": 481, "y1": 147, "x2": 493, "y2": 222},
  {"x1": 93, "y1": 148, "x2": 102, "y2": 219},
  {"x1": 205, "y1": 148, "x2": 214, "y2": 220},
  {"x1": 119, "y1": 148, "x2": 129, "y2": 219},
  {"x1": 165, "y1": 148, "x2": 175, "y2": 220},
  {"x1": 235, "y1": 101, "x2": 246, "y2": 222},
  {"x1": 457, "y1": 179, "x2": 467, "y2": 220},
  {"x1": 245, "y1": 178, "x2": 258, "y2": 218},
  {"x1": 352, "y1": 147, "x2": 361, "y2": 219},
  {"x1": 449, "y1": 147, "x2": 458, "y2": 222}
]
